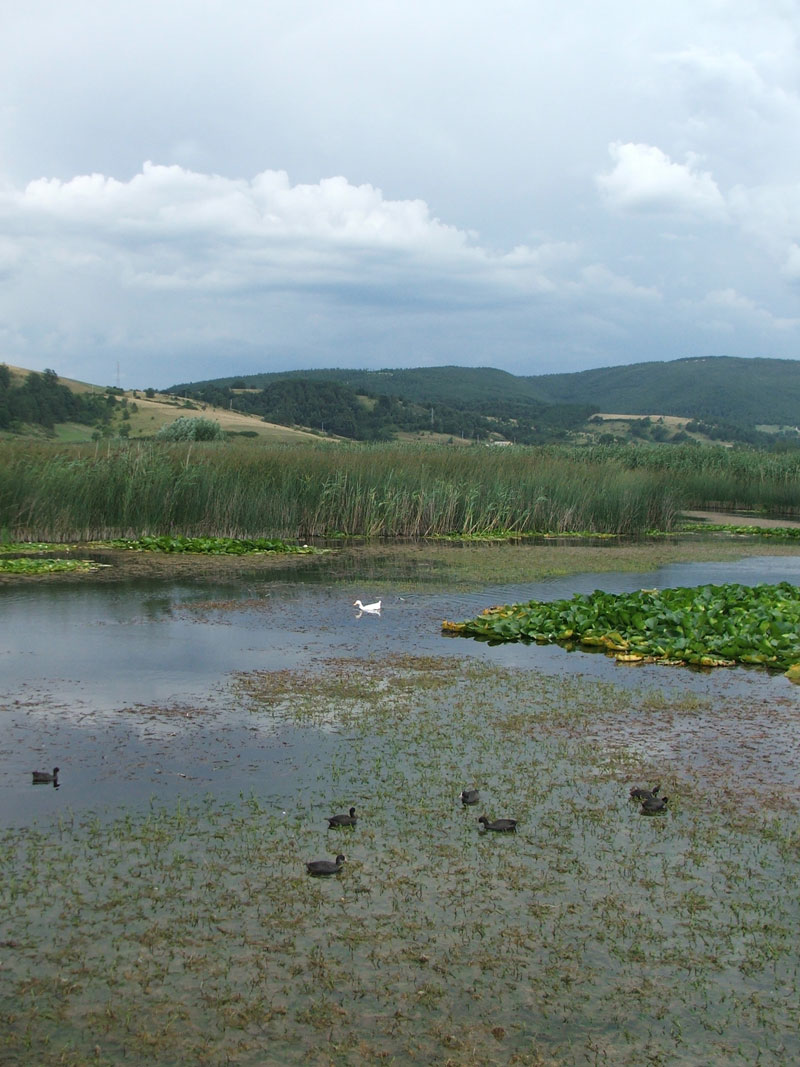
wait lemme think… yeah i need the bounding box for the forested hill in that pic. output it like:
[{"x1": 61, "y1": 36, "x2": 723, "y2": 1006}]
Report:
[
  {"x1": 4, "y1": 355, "x2": 797, "y2": 444},
  {"x1": 528, "y1": 356, "x2": 800, "y2": 426},
  {"x1": 175, "y1": 366, "x2": 541, "y2": 409},
  {"x1": 171, "y1": 355, "x2": 800, "y2": 432},
  {"x1": 168, "y1": 369, "x2": 594, "y2": 444}
]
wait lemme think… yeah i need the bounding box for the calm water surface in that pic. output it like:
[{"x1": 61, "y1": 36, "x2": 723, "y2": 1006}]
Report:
[{"x1": 3, "y1": 553, "x2": 800, "y2": 825}]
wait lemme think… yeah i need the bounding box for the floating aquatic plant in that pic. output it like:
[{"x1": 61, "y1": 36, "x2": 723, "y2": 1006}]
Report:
[
  {"x1": 104, "y1": 535, "x2": 316, "y2": 554},
  {"x1": 0, "y1": 557, "x2": 100, "y2": 574},
  {"x1": 680, "y1": 523, "x2": 800, "y2": 540},
  {"x1": 444, "y1": 580, "x2": 800, "y2": 674}
]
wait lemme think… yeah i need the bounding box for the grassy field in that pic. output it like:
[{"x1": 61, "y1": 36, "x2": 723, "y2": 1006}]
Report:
[{"x1": 114, "y1": 391, "x2": 325, "y2": 443}]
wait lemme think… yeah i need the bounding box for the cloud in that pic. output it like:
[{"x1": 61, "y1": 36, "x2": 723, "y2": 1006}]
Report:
[
  {"x1": 15, "y1": 163, "x2": 467, "y2": 252},
  {"x1": 691, "y1": 287, "x2": 800, "y2": 331},
  {"x1": 579, "y1": 264, "x2": 662, "y2": 301},
  {"x1": 1, "y1": 159, "x2": 714, "y2": 385},
  {"x1": 596, "y1": 142, "x2": 728, "y2": 220},
  {"x1": 4, "y1": 0, "x2": 800, "y2": 385},
  {"x1": 727, "y1": 181, "x2": 800, "y2": 257},
  {"x1": 662, "y1": 45, "x2": 800, "y2": 130},
  {"x1": 0, "y1": 162, "x2": 600, "y2": 307}
]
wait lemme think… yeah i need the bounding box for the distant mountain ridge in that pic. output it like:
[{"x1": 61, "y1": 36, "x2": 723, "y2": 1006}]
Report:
[
  {"x1": 528, "y1": 356, "x2": 800, "y2": 426},
  {"x1": 174, "y1": 365, "x2": 540, "y2": 408},
  {"x1": 169, "y1": 366, "x2": 594, "y2": 444},
  {"x1": 171, "y1": 355, "x2": 800, "y2": 429}
]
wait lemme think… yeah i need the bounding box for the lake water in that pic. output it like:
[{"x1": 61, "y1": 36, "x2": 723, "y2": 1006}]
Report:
[{"x1": 3, "y1": 553, "x2": 800, "y2": 825}]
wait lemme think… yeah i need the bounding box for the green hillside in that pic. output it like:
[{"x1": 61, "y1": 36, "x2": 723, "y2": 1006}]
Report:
[
  {"x1": 168, "y1": 369, "x2": 592, "y2": 444},
  {"x1": 0, "y1": 364, "x2": 325, "y2": 443},
  {"x1": 170, "y1": 355, "x2": 800, "y2": 445},
  {"x1": 175, "y1": 355, "x2": 800, "y2": 429},
  {"x1": 6, "y1": 355, "x2": 800, "y2": 446},
  {"x1": 172, "y1": 365, "x2": 547, "y2": 409},
  {"x1": 528, "y1": 356, "x2": 800, "y2": 426}
]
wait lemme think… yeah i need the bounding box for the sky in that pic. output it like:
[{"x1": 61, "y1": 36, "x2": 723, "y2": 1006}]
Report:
[{"x1": 2, "y1": 0, "x2": 800, "y2": 389}]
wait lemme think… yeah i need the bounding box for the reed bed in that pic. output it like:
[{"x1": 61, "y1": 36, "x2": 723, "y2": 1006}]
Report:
[
  {"x1": 2, "y1": 439, "x2": 798, "y2": 543},
  {"x1": 581, "y1": 442, "x2": 800, "y2": 514}
]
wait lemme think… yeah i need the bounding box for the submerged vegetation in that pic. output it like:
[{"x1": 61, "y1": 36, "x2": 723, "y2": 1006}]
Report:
[
  {"x1": 445, "y1": 581, "x2": 800, "y2": 673},
  {"x1": 3, "y1": 657, "x2": 799, "y2": 1066},
  {"x1": 3, "y1": 438, "x2": 800, "y2": 543}
]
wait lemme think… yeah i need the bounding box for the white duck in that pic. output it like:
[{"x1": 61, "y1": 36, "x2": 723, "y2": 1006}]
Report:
[{"x1": 353, "y1": 598, "x2": 381, "y2": 614}]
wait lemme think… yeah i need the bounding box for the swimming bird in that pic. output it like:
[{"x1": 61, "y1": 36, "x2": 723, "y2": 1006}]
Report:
[
  {"x1": 353, "y1": 599, "x2": 381, "y2": 613},
  {"x1": 306, "y1": 854, "x2": 346, "y2": 876},
  {"x1": 31, "y1": 767, "x2": 59, "y2": 785},
  {"x1": 629, "y1": 783, "x2": 661, "y2": 801},
  {"x1": 640, "y1": 795, "x2": 669, "y2": 815},
  {"x1": 478, "y1": 815, "x2": 517, "y2": 832},
  {"x1": 460, "y1": 789, "x2": 480, "y2": 806},
  {"x1": 327, "y1": 806, "x2": 357, "y2": 828}
]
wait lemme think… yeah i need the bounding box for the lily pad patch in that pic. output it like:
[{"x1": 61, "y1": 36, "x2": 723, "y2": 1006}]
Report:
[{"x1": 444, "y1": 580, "x2": 800, "y2": 677}]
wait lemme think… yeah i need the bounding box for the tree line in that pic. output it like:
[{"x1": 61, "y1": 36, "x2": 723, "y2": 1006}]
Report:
[{"x1": 0, "y1": 366, "x2": 120, "y2": 432}]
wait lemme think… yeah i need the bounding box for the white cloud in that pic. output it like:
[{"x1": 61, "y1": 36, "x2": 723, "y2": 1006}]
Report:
[
  {"x1": 597, "y1": 142, "x2": 728, "y2": 220},
  {"x1": 693, "y1": 287, "x2": 800, "y2": 331},
  {"x1": 662, "y1": 44, "x2": 800, "y2": 135},
  {"x1": 579, "y1": 264, "x2": 662, "y2": 301},
  {"x1": 0, "y1": 160, "x2": 710, "y2": 385},
  {"x1": 0, "y1": 163, "x2": 595, "y2": 302},
  {"x1": 728, "y1": 182, "x2": 800, "y2": 251},
  {"x1": 664, "y1": 47, "x2": 785, "y2": 108}
]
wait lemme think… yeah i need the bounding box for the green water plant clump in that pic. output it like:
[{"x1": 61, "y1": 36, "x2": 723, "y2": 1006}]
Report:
[
  {"x1": 444, "y1": 580, "x2": 800, "y2": 673},
  {"x1": 681, "y1": 522, "x2": 800, "y2": 539},
  {"x1": 104, "y1": 534, "x2": 316, "y2": 554},
  {"x1": 0, "y1": 557, "x2": 101, "y2": 574},
  {"x1": 0, "y1": 541, "x2": 55, "y2": 551}
]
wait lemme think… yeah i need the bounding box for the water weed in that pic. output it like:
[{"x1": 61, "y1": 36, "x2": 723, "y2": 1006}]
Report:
[
  {"x1": 0, "y1": 557, "x2": 102, "y2": 574},
  {"x1": 445, "y1": 581, "x2": 800, "y2": 674},
  {"x1": 103, "y1": 535, "x2": 316, "y2": 554},
  {"x1": 2, "y1": 658, "x2": 798, "y2": 1065}
]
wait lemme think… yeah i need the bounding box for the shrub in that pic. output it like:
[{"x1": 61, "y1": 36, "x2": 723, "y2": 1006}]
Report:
[{"x1": 155, "y1": 417, "x2": 225, "y2": 442}]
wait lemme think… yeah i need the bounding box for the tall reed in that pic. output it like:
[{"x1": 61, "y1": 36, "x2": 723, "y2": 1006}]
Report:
[
  {"x1": 579, "y1": 442, "x2": 800, "y2": 513},
  {"x1": 0, "y1": 438, "x2": 790, "y2": 542}
]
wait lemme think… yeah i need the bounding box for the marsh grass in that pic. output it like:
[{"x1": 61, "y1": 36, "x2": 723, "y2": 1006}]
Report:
[
  {"x1": 5, "y1": 438, "x2": 793, "y2": 542},
  {"x1": 3, "y1": 658, "x2": 799, "y2": 1065}
]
